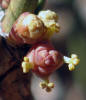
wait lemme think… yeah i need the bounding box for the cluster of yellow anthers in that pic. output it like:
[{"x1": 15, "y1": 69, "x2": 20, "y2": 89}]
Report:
[
  {"x1": 63, "y1": 54, "x2": 80, "y2": 71},
  {"x1": 38, "y1": 10, "x2": 60, "y2": 39},
  {"x1": 40, "y1": 79, "x2": 54, "y2": 92}
]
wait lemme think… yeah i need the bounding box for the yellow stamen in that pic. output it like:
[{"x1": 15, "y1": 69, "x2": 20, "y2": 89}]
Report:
[
  {"x1": 68, "y1": 63, "x2": 75, "y2": 71},
  {"x1": 39, "y1": 79, "x2": 54, "y2": 92},
  {"x1": 40, "y1": 82, "x2": 47, "y2": 89},
  {"x1": 72, "y1": 58, "x2": 80, "y2": 65},
  {"x1": 71, "y1": 54, "x2": 78, "y2": 58},
  {"x1": 24, "y1": 57, "x2": 29, "y2": 62},
  {"x1": 63, "y1": 54, "x2": 80, "y2": 71},
  {"x1": 47, "y1": 83, "x2": 54, "y2": 88},
  {"x1": 38, "y1": 10, "x2": 60, "y2": 40},
  {"x1": 22, "y1": 62, "x2": 30, "y2": 73},
  {"x1": 22, "y1": 57, "x2": 34, "y2": 73}
]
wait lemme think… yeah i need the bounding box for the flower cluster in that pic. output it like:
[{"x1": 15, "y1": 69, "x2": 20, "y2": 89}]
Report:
[
  {"x1": 8, "y1": 10, "x2": 80, "y2": 92},
  {"x1": 22, "y1": 41, "x2": 63, "y2": 78},
  {"x1": 8, "y1": 10, "x2": 60, "y2": 45}
]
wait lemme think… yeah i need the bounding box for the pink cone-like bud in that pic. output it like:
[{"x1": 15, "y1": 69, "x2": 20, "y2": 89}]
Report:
[
  {"x1": 9, "y1": 12, "x2": 47, "y2": 45},
  {"x1": 25, "y1": 41, "x2": 63, "y2": 78}
]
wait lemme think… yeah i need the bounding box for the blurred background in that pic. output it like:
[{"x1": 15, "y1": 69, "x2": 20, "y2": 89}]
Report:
[{"x1": 31, "y1": 0, "x2": 86, "y2": 100}]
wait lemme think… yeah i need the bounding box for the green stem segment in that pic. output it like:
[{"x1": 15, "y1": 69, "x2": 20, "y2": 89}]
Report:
[{"x1": 2, "y1": 0, "x2": 38, "y2": 33}]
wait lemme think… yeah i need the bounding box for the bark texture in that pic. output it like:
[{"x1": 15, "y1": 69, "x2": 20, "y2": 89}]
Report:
[{"x1": 0, "y1": 35, "x2": 34, "y2": 100}]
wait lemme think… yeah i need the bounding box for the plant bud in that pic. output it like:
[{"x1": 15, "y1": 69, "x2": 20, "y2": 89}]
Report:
[
  {"x1": 9, "y1": 12, "x2": 47, "y2": 45},
  {"x1": 22, "y1": 41, "x2": 63, "y2": 78}
]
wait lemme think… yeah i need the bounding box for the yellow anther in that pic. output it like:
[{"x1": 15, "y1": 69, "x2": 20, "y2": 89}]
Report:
[
  {"x1": 40, "y1": 82, "x2": 47, "y2": 89},
  {"x1": 22, "y1": 58, "x2": 34, "y2": 73},
  {"x1": 63, "y1": 56, "x2": 71, "y2": 64},
  {"x1": 38, "y1": 10, "x2": 60, "y2": 39},
  {"x1": 38, "y1": 10, "x2": 58, "y2": 22},
  {"x1": 72, "y1": 58, "x2": 80, "y2": 65},
  {"x1": 68, "y1": 63, "x2": 75, "y2": 71},
  {"x1": 49, "y1": 23, "x2": 60, "y2": 33},
  {"x1": 22, "y1": 62, "x2": 30, "y2": 73},
  {"x1": 71, "y1": 54, "x2": 78, "y2": 59},
  {"x1": 47, "y1": 83, "x2": 54, "y2": 88},
  {"x1": 24, "y1": 57, "x2": 29, "y2": 62}
]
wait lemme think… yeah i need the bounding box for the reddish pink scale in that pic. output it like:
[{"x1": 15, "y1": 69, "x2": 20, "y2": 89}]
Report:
[{"x1": 26, "y1": 41, "x2": 63, "y2": 79}]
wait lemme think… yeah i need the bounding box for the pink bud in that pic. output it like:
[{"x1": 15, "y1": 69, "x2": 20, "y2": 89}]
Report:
[
  {"x1": 9, "y1": 12, "x2": 47, "y2": 45},
  {"x1": 25, "y1": 41, "x2": 63, "y2": 78}
]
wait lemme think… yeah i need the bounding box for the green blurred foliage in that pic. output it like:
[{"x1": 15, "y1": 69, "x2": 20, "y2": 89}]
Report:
[{"x1": 68, "y1": 31, "x2": 86, "y2": 92}]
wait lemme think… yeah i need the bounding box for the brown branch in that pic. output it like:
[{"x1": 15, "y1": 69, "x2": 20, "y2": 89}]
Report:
[
  {"x1": 0, "y1": 34, "x2": 33, "y2": 99},
  {"x1": 0, "y1": 67, "x2": 33, "y2": 100}
]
